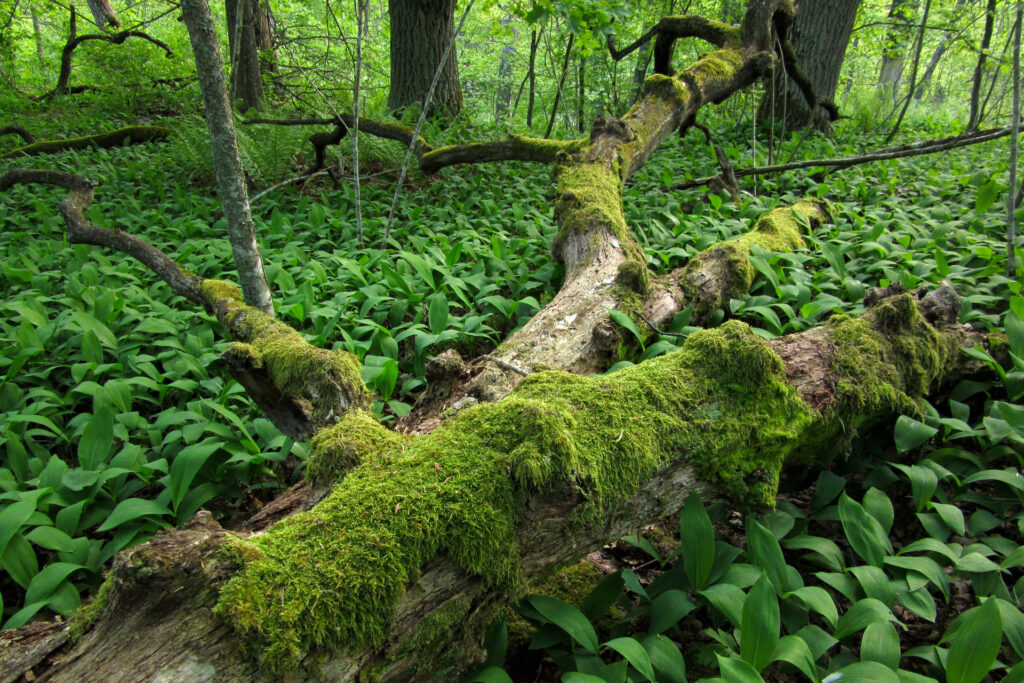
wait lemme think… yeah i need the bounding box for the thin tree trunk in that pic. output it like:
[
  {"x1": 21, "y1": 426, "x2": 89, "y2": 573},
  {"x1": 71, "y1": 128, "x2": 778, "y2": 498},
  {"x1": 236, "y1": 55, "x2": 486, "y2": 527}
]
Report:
[
  {"x1": 968, "y1": 0, "x2": 997, "y2": 130},
  {"x1": 527, "y1": 28, "x2": 539, "y2": 127},
  {"x1": 86, "y1": 0, "x2": 119, "y2": 27},
  {"x1": 545, "y1": 33, "x2": 574, "y2": 138},
  {"x1": 1009, "y1": 3, "x2": 1021, "y2": 279},
  {"x1": 226, "y1": 0, "x2": 267, "y2": 111},
  {"x1": 181, "y1": 0, "x2": 274, "y2": 315},
  {"x1": 879, "y1": 0, "x2": 917, "y2": 100},
  {"x1": 31, "y1": 6, "x2": 45, "y2": 69},
  {"x1": 495, "y1": 16, "x2": 516, "y2": 120},
  {"x1": 913, "y1": 0, "x2": 968, "y2": 101},
  {"x1": 887, "y1": 0, "x2": 932, "y2": 141},
  {"x1": 576, "y1": 53, "x2": 585, "y2": 132}
]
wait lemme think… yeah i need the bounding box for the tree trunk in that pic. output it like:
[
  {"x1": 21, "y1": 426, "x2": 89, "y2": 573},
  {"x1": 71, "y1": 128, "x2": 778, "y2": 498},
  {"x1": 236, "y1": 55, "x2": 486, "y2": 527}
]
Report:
[
  {"x1": 576, "y1": 53, "x2": 585, "y2": 132},
  {"x1": 913, "y1": 0, "x2": 968, "y2": 101},
  {"x1": 756, "y1": 0, "x2": 860, "y2": 129},
  {"x1": 226, "y1": 0, "x2": 273, "y2": 112},
  {"x1": 878, "y1": 0, "x2": 917, "y2": 100},
  {"x1": 1, "y1": 2, "x2": 993, "y2": 681},
  {"x1": 182, "y1": 0, "x2": 274, "y2": 315},
  {"x1": 86, "y1": 0, "x2": 120, "y2": 28},
  {"x1": 527, "y1": 28, "x2": 539, "y2": 127},
  {"x1": 968, "y1": 0, "x2": 997, "y2": 130},
  {"x1": 545, "y1": 33, "x2": 574, "y2": 138},
  {"x1": 387, "y1": 0, "x2": 462, "y2": 117},
  {"x1": 31, "y1": 7, "x2": 45, "y2": 69},
  {"x1": 495, "y1": 16, "x2": 515, "y2": 121}
]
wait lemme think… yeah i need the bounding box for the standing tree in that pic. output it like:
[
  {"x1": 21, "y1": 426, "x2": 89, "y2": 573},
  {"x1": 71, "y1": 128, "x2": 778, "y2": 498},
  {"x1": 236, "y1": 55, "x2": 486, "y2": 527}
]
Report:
[
  {"x1": 0, "y1": 0, "x2": 995, "y2": 680},
  {"x1": 387, "y1": 0, "x2": 463, "y2": 116},
  {"x1": 225, "y1": 0, "x2": 275, "y2": 111},
  {"x1": 968, "y1": 0, "x2": 998, "y2": 130},
  {"x1": 756, "y1": 0, "x2": 860, "y2": 128},
  {"x1": 878, "y1": 0, "x2": 918, "y2": 99}
]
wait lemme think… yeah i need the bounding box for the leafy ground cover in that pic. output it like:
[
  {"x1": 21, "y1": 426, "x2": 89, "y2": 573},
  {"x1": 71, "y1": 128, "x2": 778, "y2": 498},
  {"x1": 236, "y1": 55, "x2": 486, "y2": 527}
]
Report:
[{"x1": 0, "y1": 100, "x2": 1022, "y2": 681}]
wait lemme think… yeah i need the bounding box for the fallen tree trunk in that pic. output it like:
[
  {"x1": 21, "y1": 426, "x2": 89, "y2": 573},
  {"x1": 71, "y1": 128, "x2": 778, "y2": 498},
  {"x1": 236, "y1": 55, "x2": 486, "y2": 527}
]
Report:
[
  {"x1": 19, "y1": 287, "x2": 986, "y2": 682},
  {"x1": 0, "y1": 1, "x2": 993, "y2": 680},
  {"x1": 0, "y1": 126, "x2": 171, "y2": 159}
]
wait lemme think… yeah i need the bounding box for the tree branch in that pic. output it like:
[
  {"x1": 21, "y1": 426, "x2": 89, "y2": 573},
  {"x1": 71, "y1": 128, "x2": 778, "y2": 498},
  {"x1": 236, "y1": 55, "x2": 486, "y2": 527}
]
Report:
[
  {"x1": 0, "y1": 125, "x2": 36, "y2": 144},
  {"x1": 667, "y1": 123, "x2": 1018, "y2": 191},
  {"x1": 0, "y1": 126, "x2": 170, "y2": 159},
  {"x1": 0, "y1": 169, "x2": 371, "y2": 440}
]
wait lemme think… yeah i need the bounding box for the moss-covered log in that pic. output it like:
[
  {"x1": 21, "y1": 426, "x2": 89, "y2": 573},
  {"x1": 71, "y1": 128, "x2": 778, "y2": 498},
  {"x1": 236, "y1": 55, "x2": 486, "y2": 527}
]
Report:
[
  {"x1": 25, "y1": 290, "x2": 988, "y2": 682},
  {"x1": 0, "y1": 126, "x2": 171, "y2": 159}
]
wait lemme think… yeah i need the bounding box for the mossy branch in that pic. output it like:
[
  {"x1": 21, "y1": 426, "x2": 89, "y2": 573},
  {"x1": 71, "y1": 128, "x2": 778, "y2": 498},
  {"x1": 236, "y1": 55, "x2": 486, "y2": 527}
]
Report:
[
  {"x1": 0, "y1": 125, "x2": 36, "y2": 145},
  {"x1": 0, "y1": 169, "x2": 370, "y2": 440},
  {"x1": 0, "y1": 126, "x2": 171, "y2": 159}
]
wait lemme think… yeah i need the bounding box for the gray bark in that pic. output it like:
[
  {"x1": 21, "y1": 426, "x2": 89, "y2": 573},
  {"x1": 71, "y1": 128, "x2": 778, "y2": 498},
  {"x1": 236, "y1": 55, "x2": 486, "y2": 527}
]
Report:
[
  {"x1": 387, "y1": 0, "x2": 462, "y2": 117},
  {"x1": 181, "y1": 0, "x2": 274, "y2": 315}
]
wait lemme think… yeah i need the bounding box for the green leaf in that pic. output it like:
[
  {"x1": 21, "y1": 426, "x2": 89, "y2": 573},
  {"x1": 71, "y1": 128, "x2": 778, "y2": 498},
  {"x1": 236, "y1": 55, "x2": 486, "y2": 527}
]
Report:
[
  {"x1": 832, "y1": 661, "x2": 900, "y2": 683},
  {"x1": 862, "y1": 487, "x2": 894, "y2": 534},
  {"x1": 929, "y1": 502, "x2": 965, "y2": 536},
  {"x1": 428, "y1": 294, "x2": 449, "y2": 335},
  {"x1": 954, "y1": 552, "x2": 1000, "y2": 573},
  {"x1": 770, "y1": 634, "x2": 819, "y2": 682},
  {"x1": 746, "y1": 518, "x2": 790, "y2": 593},
  {"x1": 648, "y1": 589, "x2": 696, "y2": 634},
  {"x1": 833, "y1": 598, "x2": 898, "y2": 640},
  {"x1": 782, "y1": 535, "x2": 845, "y2": 572},
  {"x1": 894, "y1": 416, "x2": 938, "y2": 453},
  {"x1": 741, "y1": 574, "x2": 779, "y2": 671},
  {"x1": 603, "y1": 637, "x2": 656, "y2": 681},
  {"x1": 581, "y1": 571, "x2": 624, "y2": 620},
  {"x1": 466, "y1": 667, "x2": 513, "y2": 683},
  {"x1": 861, "y1": 621, "x2": 900, "y2": 669},
  {"x1": 24, "y1": 561, "x2": 84, "y2": 604},
  {"x1": 561, "y1": 674, "x2": 606, "y2": 683},
  {"x1": 679, "y1": 492, "x2": 715, "y2": 589},
  {"x1": 78, "y1": 407, "x2": 114, "y2": 470},
  {"x1": 640, "y1": 634, "x2": 686, "y2": 683},
  {"x1": 996, "y1": 598, "x2": 1024, "y2": 659},
  {"x1": 169, "y1": 440, "x2": 222, "y2": 511},
  {"x1": 608, "y1": 309, "x2": 644, "y2": 349},
  {"x1": 716, "y1": 654, "x2": 765, "y2": 683},
  {"x1": 0, "y1": 500, "x2": 36, "y2": 557},
  {"x1": 838, "y1": 493, "x2": 892, "y2": 567},
  {"x1": 785, "y1": 586, "x2": 838, "y2": 629},
  {"x1": 945, "y1": 598, "x2": 1002, "y2": 683},
  {"x1": 701, "y1": 583, "x2": 746, "y2": 629},
  {"x1": 974, "y1": 179, "x2": 998, "y2": 214},
  {"x1": 526, "y1": 595, "x2": 599, "y2": 653},
  {"x1": 848, "y1": 565, "x2": 896, "y2": 608},
  {"x1": 96, "y1": 498, "x2": 172, "y2": 532}
]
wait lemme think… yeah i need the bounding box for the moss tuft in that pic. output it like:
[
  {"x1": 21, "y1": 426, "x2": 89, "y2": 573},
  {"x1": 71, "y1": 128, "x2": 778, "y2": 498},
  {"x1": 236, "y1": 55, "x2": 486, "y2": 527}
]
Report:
[
  {"x1": 215, "y1": 321, "x2": 811, "y2": 672},
  {"x1": 67, "y1": 574, "x2": 114, "y2": 644},
  {"x1": 616, "y1": 259, "x2": 651, "y2": 295},
  {"x1": 686, "y1": 49, "x2": 743, "y2": 85},
  {"x1": 306, "y1": 410, "x2": 409, "y2": 486}
]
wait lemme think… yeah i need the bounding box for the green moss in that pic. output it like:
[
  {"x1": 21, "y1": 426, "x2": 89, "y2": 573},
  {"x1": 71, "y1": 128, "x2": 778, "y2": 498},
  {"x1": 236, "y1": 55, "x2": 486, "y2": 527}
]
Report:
[
  {"x1": 306, "y1": 410, "x2": 408, "y2": 486},
  {"x1": 641, "y1": 74, "x2": 689, "y2": 107},
  {"x1": 67, "y1": 574, "x2": 114, "y2": 644},
  {"x1": 199, "y1": 279, "x2": 371, "y2": 421},
  {"x1": 616, "y1": 259, "x2": 651, "y2": 295},
  {"x1": 792, "y1": 294, "x2": 961, "y2": 463},
  {"x1": 552, "y1": 163, "x2": 649, "y2": 277},
  {"x1": 0, "y1": 125, "x2": 171, "y2": 159},
  {"x1": 686, "y1": 48, "x2": 743, "y2": 85},
  {"x1": 679, "y1": 199, "x2": 831, "y2": 321},
  {"x1": 215, "y1": 321, "x2": 811, "y2": 672}
]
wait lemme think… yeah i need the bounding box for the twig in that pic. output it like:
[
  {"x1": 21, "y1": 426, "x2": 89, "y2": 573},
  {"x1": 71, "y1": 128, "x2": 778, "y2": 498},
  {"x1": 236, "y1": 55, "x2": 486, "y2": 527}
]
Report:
[
  {"x1": 480, "y1": 355, "x2": 531, "y2": 376},
  {"x1": 638, "y1": 313, "x2": 686, "y2": 338},
  {"x1": 249, "y1": 169, "x2": 328, "y2": 203}
]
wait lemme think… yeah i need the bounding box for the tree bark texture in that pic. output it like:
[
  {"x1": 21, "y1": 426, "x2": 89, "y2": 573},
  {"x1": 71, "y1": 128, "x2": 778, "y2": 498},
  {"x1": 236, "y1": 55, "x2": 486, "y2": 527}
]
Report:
[
  {"x1": 387, "y1": 0, "x2": 462, "y2": 117},
  {"x1": 181, "y1": 0, "x2": 275, "y2": 316},
  {"x1": 226, "y1": 0, "x2": 274, "y2": 111},
  {"x1": 968, "y1": 0, "x2": 998, "y2": 130},
  {"x1": 878, "y1": 0, "x2": 917, "y2": 99},
  {"x1": 495, "y1": 16, "x2": 516, "y2": 120},
  {"x1": 1, "y1": 1, "x2": 991, "y2": 681},
  {"x1": 86, "y1": 0, "x2": 120, "y2": 28},
  {"x1": 527, "y1": 29, "x2": 539, "y2": 127},
  {"x1": 756, "y1": 0, "x2": 860, "y2": 129}
]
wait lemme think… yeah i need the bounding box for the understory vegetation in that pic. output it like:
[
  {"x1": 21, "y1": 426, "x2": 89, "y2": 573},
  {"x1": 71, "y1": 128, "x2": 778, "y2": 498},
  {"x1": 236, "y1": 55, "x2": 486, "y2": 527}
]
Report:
[{"x1": 2, "y1": 0, "x2": 1024, "y2": 679}]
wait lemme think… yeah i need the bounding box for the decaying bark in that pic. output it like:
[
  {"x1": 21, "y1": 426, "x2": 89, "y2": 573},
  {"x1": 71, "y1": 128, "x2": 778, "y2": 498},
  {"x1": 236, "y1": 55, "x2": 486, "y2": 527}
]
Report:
[
  {"x1": 0, "y1": 1, "x2": 1000, "y2": 681},
  {"x1": 0, "y1": 126, "x2": 170, "y2": 159}
]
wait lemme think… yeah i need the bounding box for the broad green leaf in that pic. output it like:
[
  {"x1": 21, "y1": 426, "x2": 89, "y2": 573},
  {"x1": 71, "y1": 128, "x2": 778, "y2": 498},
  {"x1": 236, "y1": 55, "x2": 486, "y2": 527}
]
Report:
[
  {"x1": 428, "y1": 294, "x2": 449, "y2": 335},
  {"x1": 945, "y1": 598, "x2": 1002, "y2": 683},
  {"x1": 832, "y1": 661, "x2": 900, "y2": 683},
  {"x1": 746, "y1": 518, "x2": 789, "y2": 593},
  {"x1": 640, "y1": 634, "x2": 686, "y2": 683},
  {"x1": 679, "y1": 491, "x2": 715, "y2": 589},
  {"x1": 838, "y1": 493, "x2": 892, "y2": 567},
  {"x1": 833, "y1": 598, "x2": 898, "y2": 640},
  {"x1": 862, "y1": 487, "x2": 894, "y2": 534},
  {"x1": 169, "y1": 440, "x2": 222, "y2": 510},
  {"x1": 581, "y1": 570, "x2": 624, "y2": 620},
  {"x1": 894, "y1": 416, "x2": 937, "y2": 453},
  {"x1": 526, "y1": 595, "x2": 598, "y2": 653},
  {"x1": 608, "y1": 309, "x2": 644, "y2": 349},
  {"x1": 24, "y1": 561, "x2": 85, "y2": 604},
  {"x1": 861, "y1": 621, "x2": 900, "y2": 669},
  {"x1": 648, "y1": 589, "x2": 696, "y2": 634},
  {"x1": 848, "y1": 565, "x2": 896, "y2": 608},
  {"x1": 466, "y1": 667, "x2": 513, "y2": 683},
  {"x1": 483, "y1": 618, "x2": 507, "y2": 668},
  {"x1": 96, "y1": 498, "x2": 172, "y2": 532},
  {"x1": 741, "y1": 574, "x2": 779, "y2": 671},
  {"x1": 785, "y1": 586, "x2": 838, "y2": 629},
  {"x1": 700, "y1": 583, "x2": 746, "y2": 629},
  {"x1": 782, "y1": 535, "x2": 845, "y2": 572},
  {"x1": 603, "y1": 637, "x2": 655, "y2": 681},
  {"x1": 78, "y1": 407, "x2": 114, "y2": 471},
  {"x1": 0, "y1": 500, "x2": 36, "y2": 557},
  {"x1": 716, "y1": 654, "x2": 765, "y2": 683},
  {"x1": 770, "y1": 634, "x2": 818, "y2": 682}
]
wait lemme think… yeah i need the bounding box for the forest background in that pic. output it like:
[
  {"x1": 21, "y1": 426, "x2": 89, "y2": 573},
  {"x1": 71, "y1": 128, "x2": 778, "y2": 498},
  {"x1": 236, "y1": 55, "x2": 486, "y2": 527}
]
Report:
[{"x1": 1, "y1": 0, "x2": 1024, "y2": 681}]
